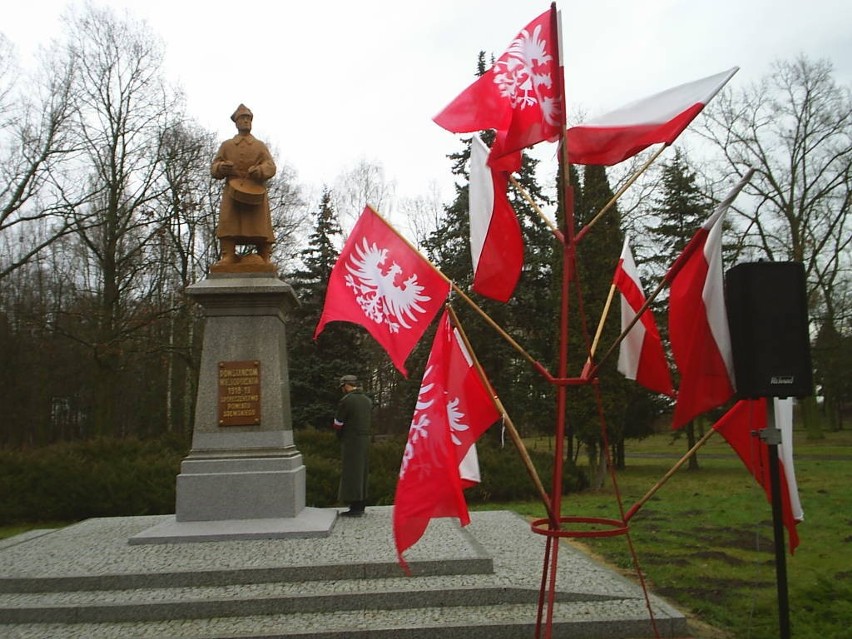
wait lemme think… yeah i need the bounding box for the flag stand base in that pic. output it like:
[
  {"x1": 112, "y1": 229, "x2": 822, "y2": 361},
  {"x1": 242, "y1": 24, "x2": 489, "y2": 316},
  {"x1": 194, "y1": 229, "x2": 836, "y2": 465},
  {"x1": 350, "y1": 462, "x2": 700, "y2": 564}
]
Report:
[{"x1": 530, "y1": 516, "x2": 629, "y2": 539}]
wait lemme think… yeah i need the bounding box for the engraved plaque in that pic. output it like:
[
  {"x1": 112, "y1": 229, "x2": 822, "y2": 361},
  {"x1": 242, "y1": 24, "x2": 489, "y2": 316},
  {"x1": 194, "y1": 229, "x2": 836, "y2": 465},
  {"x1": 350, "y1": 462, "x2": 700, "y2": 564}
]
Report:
[{"x1": 218, "y1": 361, "x2": 261, "y2": 426}]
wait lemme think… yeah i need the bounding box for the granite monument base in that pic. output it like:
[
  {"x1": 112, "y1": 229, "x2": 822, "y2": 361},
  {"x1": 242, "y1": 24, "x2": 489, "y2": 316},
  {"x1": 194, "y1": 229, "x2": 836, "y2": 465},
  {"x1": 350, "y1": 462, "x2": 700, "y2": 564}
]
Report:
[{"x1": 131, "y1": 274, "x2": 335, "y2": 544}]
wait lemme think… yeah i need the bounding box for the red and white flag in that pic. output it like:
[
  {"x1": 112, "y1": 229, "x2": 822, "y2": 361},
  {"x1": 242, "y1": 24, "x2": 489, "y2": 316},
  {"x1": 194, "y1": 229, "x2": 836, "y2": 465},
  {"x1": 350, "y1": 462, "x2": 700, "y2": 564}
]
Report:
[
  {"x1": 667, "y1": 171, "x2": 753, "y2": 428},
  {"x1": 566, "y1": 67, "x2": 738, "y2": 166},
  {"x1": 713, "y1": 398, "x2": 802, "y2": 554},
  {"x1": 393, "y1": 310, "x2": 500, "y2": 572},
  {"x1": 433, "y1": 7, "x2": 562, "y2": 166},
  {"x1": 775, "y1": 397, "x2": 804, "y2": 522},
  {"x1": 614, "y1": 236, "x2": 674, "y2": 396},
  {"x1": 469, "y1": 134, "x2": 524, "y2": 302},
  {"x1": 314, "y1": 206, "x2": 450, "y2": 376}
]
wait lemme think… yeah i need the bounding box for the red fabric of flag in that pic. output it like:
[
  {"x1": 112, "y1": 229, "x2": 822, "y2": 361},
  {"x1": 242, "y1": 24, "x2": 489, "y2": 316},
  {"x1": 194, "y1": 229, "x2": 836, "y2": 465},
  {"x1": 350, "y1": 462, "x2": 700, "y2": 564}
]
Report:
[
  {"x1": 667, "y1": 172, "x2": 752, "y2": 428},
  {"x1": 393, "y1": 310, "x2": 500, "y2": 572},
  {"x1": 469, "y1": 135, "x2": 523, "y2": 302},
  {"x1": 566, "y1": 67, "x2": 738, "y2": 166},
  {"x1": 614, "y1": 236, "x2": 674, "y2": 396},
  {"x1": 433, "y1": 7, "x2": 562, "y2": 166},
  {"x1": 314, "y1": 206, "x2": 449, "y2": 376},
  {"x1": 443, "y1": 313, "x2": 501, "y2": 463},
  {"x1": 667, "y1": 202, "x2": 734, "y2": 428},
  {"x1": 713, "y1": 399, "x2": 800, "y2": 554}
]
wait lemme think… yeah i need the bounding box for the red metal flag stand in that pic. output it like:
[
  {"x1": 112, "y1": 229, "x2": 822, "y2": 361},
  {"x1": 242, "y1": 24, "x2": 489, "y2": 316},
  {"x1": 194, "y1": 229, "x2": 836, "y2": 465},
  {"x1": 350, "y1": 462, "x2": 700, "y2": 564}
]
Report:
[
  {"x1": 526, "y1": 164, "x2": 661, "y2": 639},
  {"x1": 527, "y1": 7, "x2": 661, "y2": 637}
]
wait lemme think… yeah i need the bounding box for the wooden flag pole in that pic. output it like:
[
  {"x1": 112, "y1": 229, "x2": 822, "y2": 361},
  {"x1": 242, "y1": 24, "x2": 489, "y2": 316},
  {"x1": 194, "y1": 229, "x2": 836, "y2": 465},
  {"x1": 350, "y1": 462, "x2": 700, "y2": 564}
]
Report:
[
  {"x1": 624, "y1": 427, "x2": 718, "y2": 521},
  {"x1": 587, "y1": 168, "x2": 756, "y2": 379},
  {"x1": 585, "y1": 283, "x2": 617, "y2": 370},
  {"x1": 587, "y1": 272, "x2": 667, "y2": 380},
  {"x1": 447, "y1": 305, "x2": 556, "y2": 525},
  {"x1": 450, "y1": 284, "x2": 552, "y2": 380},
  {"x1": 574, "y1": 145, "x2": 667, "y2": 244},
  {"x1": 509, "y1": 175, "x2": 564, "y2": 242}
]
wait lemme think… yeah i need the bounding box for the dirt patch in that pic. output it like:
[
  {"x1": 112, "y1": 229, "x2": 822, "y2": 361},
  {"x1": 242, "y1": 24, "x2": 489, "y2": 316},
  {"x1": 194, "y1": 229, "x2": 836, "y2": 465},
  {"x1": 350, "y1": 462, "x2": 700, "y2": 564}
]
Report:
[
  {"x1": 685, "y1": 616, "x2": 736, "y2": 639},
  {"x1": 664, "y1": 527, "x2": 703, "y2": 540},
  {"x1": 691, "y1": 525, "x2": 775, "y2": 552},
  {"x1": 655, "y1": 577, "x2": 769, "y2": 607},
  {"x1": 691, "y1": 550, "x2": 747, "y2": 565},
  {"x1": 640, "y1": 552, "x2": 691, "y2": 567},
  {"x1": 656, "y1": 585, "x2": 729, "y2": 606},
  {"x1": 724, "y1": 532, "x2": 775, "y2": 552}
]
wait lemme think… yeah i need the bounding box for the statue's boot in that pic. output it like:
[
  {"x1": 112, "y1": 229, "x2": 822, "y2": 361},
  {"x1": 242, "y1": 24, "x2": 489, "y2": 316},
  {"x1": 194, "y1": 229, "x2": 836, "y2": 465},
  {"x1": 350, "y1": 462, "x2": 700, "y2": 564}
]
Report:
[
  {"x1": 257, "y1": 242, "x2": 273, "y2": 263},
  {"x1": 213, "y1": 239, "x2": 239, "y2": 267}
]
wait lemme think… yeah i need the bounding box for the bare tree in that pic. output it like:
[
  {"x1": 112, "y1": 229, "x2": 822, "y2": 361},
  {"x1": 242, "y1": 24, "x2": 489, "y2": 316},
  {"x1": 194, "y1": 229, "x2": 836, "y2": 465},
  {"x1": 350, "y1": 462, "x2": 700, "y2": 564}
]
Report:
[
  {"x1": 0, "y1": 34, "x2": 81, "y2": 279},
  {"x1": 266, "y1": 159, "x2": 309, "y2": 273},
  {"x1": 0, "y1": 34, "x2": 14, "y2": 115},
  {"x1": 151, "y1": 120, "x2": 220, "y2": 432},
  {"x1": 58, "y1": 4, "x2": 184, "y2": 437},
  {"x1": 156, "y1": 121, "x2": 220, "y2": 287},
  {"x1": 331, "y1": 158, "x2": 396, "y2": 231},
  {"x1": 397, "y1": 180, "x2": 444, "y2": 249},
  {"x1": 698, "y1": 56, "x2": 852, "y2": 325}
]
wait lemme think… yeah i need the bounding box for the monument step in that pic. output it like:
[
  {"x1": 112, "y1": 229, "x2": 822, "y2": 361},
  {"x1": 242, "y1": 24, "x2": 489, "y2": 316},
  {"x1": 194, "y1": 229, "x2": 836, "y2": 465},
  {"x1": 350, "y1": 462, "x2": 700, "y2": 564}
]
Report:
[
  {"x1": 0, "y1": 510, "x2": 689, "y2": 638},
  {"x1": 0, "y1": 554, "x2": 492, "y2": 594},
  {"x1": 0, "y1": 582, "x2": 621, "y2": 624},
  {"x1": 0, "y1": 599, "x2": 685, "y2": 639}
]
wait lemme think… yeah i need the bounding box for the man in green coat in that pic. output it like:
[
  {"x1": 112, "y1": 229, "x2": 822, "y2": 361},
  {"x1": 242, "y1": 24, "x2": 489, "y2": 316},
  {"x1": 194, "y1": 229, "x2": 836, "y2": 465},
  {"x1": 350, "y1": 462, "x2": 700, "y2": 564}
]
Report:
[{"x1": 332, "y1": 375, "x2": 373, "y2": 517}]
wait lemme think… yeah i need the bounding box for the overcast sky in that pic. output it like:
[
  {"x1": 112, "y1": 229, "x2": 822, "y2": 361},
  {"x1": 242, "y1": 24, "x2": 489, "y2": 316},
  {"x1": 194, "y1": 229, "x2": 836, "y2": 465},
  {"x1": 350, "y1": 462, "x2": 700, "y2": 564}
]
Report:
[{"x1": 4, "y1": 0, "x2": 852, "y2": 215}]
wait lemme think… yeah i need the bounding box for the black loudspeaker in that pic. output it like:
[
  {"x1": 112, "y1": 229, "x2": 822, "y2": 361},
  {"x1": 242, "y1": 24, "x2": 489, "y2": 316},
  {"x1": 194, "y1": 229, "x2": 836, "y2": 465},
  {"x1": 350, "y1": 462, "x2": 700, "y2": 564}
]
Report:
[{"x1": 725, "y1": 261, "x2": 813, "y2": 399}]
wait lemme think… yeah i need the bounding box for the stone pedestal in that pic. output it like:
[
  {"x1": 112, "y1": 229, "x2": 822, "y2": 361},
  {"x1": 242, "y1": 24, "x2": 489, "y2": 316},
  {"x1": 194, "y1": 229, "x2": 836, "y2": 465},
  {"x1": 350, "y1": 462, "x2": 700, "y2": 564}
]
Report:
[{"x1": 131, "y1": 273, "x2": 336, "y2": 544}]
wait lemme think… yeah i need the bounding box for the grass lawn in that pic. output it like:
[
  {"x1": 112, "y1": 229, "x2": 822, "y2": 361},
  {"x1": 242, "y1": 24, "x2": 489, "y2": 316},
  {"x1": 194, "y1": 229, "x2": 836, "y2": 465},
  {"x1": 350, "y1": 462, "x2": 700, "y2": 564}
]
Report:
[{"x1": 491, "y1": 428, "x2": 852, "y2": 638}]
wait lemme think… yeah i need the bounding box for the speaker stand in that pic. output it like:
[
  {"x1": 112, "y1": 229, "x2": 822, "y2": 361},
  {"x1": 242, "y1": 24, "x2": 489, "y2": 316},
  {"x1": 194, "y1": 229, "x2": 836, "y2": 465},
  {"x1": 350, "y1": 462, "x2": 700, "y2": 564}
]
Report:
[{"x1": 758, "y1": 406, "x2": 791, "y2": 639}]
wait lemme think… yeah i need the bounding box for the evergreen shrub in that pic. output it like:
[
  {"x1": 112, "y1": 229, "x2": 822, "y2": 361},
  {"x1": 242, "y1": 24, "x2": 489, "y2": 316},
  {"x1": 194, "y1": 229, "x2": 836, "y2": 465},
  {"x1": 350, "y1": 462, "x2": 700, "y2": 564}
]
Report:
[
  {"x1": 0, "y1": 435, "x2": 188, "y2": 525},
  {"x1": 296, "y1": 428, "x2": 405, "y2": 506},
  {"x1": 295, "y1": 427, "x2": 586, "y2": 508},
  {"x1": 0, "y1": 428, "x2": 588, "y2": 524},
  {"x1": 465, "y1": 436, "x2": 588, "y2": 502}
]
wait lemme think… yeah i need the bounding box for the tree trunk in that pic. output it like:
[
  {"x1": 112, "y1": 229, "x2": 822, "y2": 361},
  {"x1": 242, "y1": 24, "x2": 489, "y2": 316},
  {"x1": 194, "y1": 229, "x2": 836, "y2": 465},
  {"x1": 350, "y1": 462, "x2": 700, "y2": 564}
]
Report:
[
  {"x1": 686, "y1": 421, "x2": 700, "y2": 471},
  {"x1": 612, "y1": 439, "x2": 626, "y2": 470}
]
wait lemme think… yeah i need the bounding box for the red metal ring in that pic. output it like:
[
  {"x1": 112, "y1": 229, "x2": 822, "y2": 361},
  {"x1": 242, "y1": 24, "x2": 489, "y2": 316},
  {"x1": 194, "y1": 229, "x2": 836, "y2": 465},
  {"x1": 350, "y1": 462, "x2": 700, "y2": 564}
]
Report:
[{"x1": 530, "y1": 516, "x2": 629, "y2": 539}]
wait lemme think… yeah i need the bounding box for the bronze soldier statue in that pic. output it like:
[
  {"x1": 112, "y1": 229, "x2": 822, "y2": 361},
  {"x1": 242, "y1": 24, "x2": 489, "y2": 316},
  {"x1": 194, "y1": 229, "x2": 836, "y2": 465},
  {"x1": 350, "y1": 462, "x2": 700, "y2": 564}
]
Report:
[{"x1": 210, "y1": 104, "x2": 276, "y2": 272}]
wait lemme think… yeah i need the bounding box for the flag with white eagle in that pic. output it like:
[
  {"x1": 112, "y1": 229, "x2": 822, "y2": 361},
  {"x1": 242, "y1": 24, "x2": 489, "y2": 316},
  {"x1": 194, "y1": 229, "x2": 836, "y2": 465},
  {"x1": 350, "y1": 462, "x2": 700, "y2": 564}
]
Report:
[
  {"x1": 393, "y1": 310, "x2": 500, "y2": 571},
  {"x1": 314, "y1": 205, "x2": 449, "y2": 376},
  {"x1": 433, "y1": 6, "x2": 562, "y2": 168}
]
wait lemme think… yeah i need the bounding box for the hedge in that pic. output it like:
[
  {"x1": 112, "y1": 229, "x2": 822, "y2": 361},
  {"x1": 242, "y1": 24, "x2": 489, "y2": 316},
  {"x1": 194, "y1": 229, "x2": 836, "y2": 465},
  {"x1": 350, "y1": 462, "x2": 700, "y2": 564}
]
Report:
[{"x1": 0, "y1": 429, "x2": 586, "y2": 524}]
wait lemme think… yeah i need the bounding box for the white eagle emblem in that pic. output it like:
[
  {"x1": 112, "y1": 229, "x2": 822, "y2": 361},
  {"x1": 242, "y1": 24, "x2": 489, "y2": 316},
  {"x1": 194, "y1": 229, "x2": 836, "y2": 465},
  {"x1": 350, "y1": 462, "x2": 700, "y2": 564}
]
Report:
[
  {"x1": 344, "y1": 238, "x2": 432, "y2": 333},
  {"x1": 399, "y1": 367, "x2": 436, "y2": 479},
  {"x1": 492, "y1": 23, "x2": 560, "y2": 127},
  {"x1": 447, "y1": 397, "x2": 470, "y2": 446},
  {"x1": 399, "y1": 365, "x2": 473, "y2": 480}
]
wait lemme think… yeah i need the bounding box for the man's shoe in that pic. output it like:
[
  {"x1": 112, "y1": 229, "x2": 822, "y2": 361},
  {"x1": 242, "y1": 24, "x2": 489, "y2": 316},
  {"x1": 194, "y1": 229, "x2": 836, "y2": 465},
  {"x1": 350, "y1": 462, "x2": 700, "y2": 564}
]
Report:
[{"x1": 340, "y1": 509, "x2": 364, "y2": 518}]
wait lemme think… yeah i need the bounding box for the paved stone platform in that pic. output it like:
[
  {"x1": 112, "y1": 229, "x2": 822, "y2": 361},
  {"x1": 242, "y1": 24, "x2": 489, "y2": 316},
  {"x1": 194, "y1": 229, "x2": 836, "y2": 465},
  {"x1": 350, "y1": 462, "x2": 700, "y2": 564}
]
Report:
[{"x1": 0, "y1": 508, "x2": 689, "y2": 638}]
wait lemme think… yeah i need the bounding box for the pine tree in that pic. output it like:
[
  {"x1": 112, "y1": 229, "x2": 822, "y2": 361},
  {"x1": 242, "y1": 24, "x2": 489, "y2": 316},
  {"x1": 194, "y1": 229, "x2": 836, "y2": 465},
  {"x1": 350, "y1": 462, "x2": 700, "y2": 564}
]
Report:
[
  {"x1": 551, "y1": 162, "x2": 582, "y2": 465},
  {"x1": 644, "y1": 150, "x2": 711, "y2": 278},
  {"x1": 644, "y1": 149, "x2": 713, "y2": 469},
  {"x1": 488, "y1": 130, "x2": 557, "y2": 433},
  {"x1": 287, "y1": 188, "x2": 364, "y2": 429},
  {"x1": 420, "y1": 52, "x2": 560, "y2": 441},
  {"x1": 566, "y1": 165, "x2": 632, "y2": 484}
]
